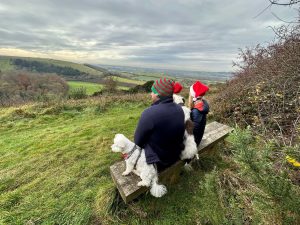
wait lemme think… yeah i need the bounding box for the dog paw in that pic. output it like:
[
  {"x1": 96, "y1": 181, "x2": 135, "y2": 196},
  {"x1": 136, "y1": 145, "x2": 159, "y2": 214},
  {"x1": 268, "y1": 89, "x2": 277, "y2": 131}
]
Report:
[{"x1": 122, "y1": 171, "x2": 130, "y2": 176}]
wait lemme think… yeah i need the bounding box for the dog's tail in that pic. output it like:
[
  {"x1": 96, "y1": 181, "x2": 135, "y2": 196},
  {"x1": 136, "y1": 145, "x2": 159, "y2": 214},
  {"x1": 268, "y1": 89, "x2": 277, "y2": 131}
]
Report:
[{"x1": 150, "y1": 176, "x2": 167, "y2": 198}]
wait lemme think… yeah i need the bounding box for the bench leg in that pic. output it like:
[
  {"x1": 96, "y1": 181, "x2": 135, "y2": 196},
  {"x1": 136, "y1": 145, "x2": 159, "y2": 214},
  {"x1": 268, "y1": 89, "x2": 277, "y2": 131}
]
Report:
[
  {"x1": 169, "y1": 168, "x2": 181, "y2": 184},
  {"x1": 159, "y1": 163, "x2": 183, "y2": 184}
]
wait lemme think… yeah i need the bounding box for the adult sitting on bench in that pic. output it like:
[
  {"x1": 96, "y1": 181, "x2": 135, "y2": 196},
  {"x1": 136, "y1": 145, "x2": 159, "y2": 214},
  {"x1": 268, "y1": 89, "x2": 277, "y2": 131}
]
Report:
[{"x1": 134, "y1": 77, "x2": 185, "y2": 172}]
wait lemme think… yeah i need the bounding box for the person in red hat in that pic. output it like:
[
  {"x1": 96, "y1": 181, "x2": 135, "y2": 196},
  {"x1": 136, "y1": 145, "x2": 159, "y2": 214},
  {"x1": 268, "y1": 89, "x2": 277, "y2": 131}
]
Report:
[
  {"x1": 189, "y1": 81, "x2": 210, "y2": 146},
  {"x1": 134, "y1": 77, "x2": 185, "y2": 171}
]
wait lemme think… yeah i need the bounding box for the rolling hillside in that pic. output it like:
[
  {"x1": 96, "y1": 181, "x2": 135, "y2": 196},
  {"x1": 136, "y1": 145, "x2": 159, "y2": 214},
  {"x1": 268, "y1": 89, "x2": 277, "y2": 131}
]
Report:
[
  {"x1": 0, "y1": 55, "x2": 106, "y2": 82},
  {"x1": 0, "y1": 56, "x2": 147, "y2": 93}
]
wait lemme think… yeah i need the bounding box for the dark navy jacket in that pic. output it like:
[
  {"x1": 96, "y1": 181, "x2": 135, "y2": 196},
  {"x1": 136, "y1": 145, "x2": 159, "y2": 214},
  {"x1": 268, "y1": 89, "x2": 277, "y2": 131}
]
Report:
[
  {"x1": 190, "y1": 99, "x2": 210, "y2": 146},
  {"x1": 134, "y1": 96, "x2": 185, "y2": 167}
]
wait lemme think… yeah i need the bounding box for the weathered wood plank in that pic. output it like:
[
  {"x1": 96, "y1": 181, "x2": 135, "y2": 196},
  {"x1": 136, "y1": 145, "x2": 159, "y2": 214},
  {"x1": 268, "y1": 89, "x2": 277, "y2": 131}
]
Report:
[
  {"x1": 110, "y1": 121, "x2": 233, "y2": 203},
  {"x1": 110, "y1": 161, "x2": 148, "y2": 203}
]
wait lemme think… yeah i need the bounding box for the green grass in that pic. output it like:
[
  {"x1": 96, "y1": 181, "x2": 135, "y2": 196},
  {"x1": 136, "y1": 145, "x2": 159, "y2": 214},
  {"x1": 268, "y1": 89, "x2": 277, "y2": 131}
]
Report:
[
  {"x1": 0, "y1": 97, "x2": 148, "y2": 225},
  {"x1": 68, "y1": 81, "x2": 103, "y2": 95},
  {"x1": 0, "y1": 96, "x2": 299, "y2": 225},
  {"x1": 0, "y1": 57, "x2": 15, "y2": 72},
  {"x1": 68, "y1": 81, "x2": 129, "y2": 95},
  {"x1": 108, "y1": 76, "x2": 145, "y2": 85},
  {"x1": 0, "y1": 98, "x2": 228, "y2": 225}
]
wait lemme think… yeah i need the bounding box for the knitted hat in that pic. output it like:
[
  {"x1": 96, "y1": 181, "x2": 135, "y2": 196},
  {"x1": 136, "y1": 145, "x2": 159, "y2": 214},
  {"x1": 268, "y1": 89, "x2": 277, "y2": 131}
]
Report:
[
  {"x1": 190, "y1": 81, "x2": 209, "y2": 101},
  {"x1": 151, "y1": 77, "x2": 183, "y2": 96}
]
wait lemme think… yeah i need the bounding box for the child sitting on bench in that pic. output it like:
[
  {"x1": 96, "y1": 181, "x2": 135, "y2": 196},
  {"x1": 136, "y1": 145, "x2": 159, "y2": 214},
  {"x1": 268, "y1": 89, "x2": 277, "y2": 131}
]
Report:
[{"x1": 189, "y1": 81, "x2": 210, "y2": 146}]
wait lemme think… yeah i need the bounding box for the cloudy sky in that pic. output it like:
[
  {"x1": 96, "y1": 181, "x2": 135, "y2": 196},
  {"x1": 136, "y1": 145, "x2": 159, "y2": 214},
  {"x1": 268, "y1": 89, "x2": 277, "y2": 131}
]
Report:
[{"x1": 0, "y1": 0, "x2": 298, "y2": 71}]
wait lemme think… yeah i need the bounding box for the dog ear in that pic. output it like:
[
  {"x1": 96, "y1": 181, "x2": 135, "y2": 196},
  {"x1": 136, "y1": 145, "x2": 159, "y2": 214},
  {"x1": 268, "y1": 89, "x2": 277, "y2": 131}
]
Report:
[
  {"x1": 114, "y1": 134, "x2": 127, "y2": 148},
  {"x1": 185, "y1": 119, "x2": 194, "y2": 135},
  {"x1": 111, "y1": 144, "x2": 122, "y2": 152}
]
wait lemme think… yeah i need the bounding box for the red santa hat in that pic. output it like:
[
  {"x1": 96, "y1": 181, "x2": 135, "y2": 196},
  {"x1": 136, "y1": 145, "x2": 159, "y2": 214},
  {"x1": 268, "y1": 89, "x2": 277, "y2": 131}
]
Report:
[
  {"x1": 173, "y1": 82, "x2": 183, "y2": 94},
  {"x1": 190, "y1": 81, "x2": 209, "y2": 101}
]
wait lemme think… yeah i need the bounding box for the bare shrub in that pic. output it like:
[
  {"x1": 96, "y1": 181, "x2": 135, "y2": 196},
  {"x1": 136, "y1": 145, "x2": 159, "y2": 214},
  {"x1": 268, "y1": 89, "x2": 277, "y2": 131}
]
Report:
[
  {"x1": 212, "y1": 23, "x2": 300, "y2": 145},
  {"x1": 0, "y1": 71, "x2": 69, "y2": 106}
]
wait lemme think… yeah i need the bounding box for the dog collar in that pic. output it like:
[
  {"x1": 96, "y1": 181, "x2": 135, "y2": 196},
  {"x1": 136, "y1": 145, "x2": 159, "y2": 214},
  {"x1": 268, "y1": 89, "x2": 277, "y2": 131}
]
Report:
[{"x1": 123, "y1": 144, "x2": 139, "y2": 160}]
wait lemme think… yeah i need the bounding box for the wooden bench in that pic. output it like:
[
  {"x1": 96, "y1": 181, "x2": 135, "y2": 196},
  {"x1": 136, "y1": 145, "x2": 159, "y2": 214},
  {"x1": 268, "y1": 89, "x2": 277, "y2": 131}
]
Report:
[{"x1": 110, "y1": 121, "x2": 233, "y2": 203}]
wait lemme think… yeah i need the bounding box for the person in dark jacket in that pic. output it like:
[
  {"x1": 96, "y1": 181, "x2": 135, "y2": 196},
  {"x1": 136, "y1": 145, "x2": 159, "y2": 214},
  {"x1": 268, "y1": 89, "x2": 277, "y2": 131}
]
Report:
[
  {"x1": 134, "y1": 78, "x2": 185, "y2": 172},
  {"x1": 189, "y1": 81, "x2": 210, "y2": 146}
]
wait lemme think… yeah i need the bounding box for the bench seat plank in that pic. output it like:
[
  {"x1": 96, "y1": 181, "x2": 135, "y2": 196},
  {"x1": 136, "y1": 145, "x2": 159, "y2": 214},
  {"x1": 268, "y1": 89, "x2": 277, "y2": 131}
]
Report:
[{"x1": 110, "y1": 121, "x2": 233, "y2": 203}]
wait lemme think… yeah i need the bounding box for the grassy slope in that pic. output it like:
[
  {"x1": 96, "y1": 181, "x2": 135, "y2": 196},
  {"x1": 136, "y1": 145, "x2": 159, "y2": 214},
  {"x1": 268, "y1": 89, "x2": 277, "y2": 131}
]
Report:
[
  {"x1": 109, "y1": 76, "x2": 145, "y2": 85},
  {"x1": 0, "y1": 97, "x2": 148, "y2": 225},
  {"x1": 0, "y1": 97, "x2": 228, "y2": 225},
  {"x1": 0, "y1": 56, "x2": 104, "y2": 77},
  {"x1": 0, "y1": 56, "x2": 139, "y2": 91},
  {"x1": 0, "y1": 96, "x2": 299, "y2": 225}
]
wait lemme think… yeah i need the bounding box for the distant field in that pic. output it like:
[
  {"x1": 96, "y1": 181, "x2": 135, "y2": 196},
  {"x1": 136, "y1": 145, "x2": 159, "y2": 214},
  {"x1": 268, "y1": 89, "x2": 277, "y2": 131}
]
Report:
[
  {"x1": 68, "y1": 81, "x2": 103, "y2": 95},
  {"x1": 109, "y1": 76, "x2": 145, "y2": 85},
  {"x1": 0, "y1": 57, "x2": 15, "y2": 72},
  {"x1": 68, "y1": 81, "x2": 129, "y2": 95}
]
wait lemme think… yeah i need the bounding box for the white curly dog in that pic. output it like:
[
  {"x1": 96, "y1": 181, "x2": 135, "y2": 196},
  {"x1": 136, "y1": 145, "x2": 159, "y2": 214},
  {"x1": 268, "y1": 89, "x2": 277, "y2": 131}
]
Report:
[{"x1": 111, "y1": 134, "x2": 167, "y2": 198}]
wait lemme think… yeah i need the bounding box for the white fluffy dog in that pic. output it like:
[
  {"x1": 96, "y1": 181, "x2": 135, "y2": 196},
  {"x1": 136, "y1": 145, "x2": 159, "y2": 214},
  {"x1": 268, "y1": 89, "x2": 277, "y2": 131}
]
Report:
[
  {"x1": 111, "y1": 134, "x2": 167, "y2": 198},
  {"x1": 173, "y1": 94, "x2": 198, "y2": 161}
]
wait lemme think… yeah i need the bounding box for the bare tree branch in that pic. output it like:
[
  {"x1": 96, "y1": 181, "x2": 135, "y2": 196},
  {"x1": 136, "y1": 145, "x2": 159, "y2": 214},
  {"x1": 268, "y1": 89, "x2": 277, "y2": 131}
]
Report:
[
  {"x1": 269, "y1": 0, "x2": 300, "y2": 6},
  {"x1": 271, "y1": 11, "x2": 299, "y2": 23},
  {"x1": 254, "y1": 3, "x2": 272, "y2": 18}
]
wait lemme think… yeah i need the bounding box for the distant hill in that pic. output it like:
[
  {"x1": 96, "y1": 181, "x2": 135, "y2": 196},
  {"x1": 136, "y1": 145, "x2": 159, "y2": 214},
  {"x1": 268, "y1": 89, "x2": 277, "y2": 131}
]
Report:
[
  {"x1": 0, "y1": 55, "x2": 232, "y2": 85},
  {"x1": 97, "y1": 64, "x2": 233, "y2": 82},
  {"x1": 0, "y1": 55, "x2": 107, "y2": 82}
]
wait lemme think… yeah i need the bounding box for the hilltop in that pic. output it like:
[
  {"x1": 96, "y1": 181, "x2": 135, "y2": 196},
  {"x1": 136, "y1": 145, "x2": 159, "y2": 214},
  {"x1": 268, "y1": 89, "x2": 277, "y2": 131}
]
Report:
[{"x1": 0, "y1": 55, "x2": 106, "y2": 82}]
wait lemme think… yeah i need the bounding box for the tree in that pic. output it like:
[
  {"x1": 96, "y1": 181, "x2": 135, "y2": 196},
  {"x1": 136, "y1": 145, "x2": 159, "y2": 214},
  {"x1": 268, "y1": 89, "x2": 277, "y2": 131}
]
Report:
[
  {"x1": 18, "y1": 72, "x2": 31, "y2": 91},
  {"x1": 103, "y1": 76, "x2": 117, "y2": 93}
]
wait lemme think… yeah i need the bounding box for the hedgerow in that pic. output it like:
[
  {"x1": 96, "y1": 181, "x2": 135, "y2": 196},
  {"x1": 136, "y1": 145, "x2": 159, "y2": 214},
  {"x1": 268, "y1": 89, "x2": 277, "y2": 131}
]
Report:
[{"x1": 212, "y1": 24, "x2": 300, "y2": 145}]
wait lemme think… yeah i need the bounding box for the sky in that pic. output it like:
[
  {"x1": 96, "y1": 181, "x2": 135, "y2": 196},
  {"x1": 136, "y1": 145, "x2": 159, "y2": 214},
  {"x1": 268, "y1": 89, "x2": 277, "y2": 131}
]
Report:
[{"x1": 0, "y1": 0, "x2": 298, "y2": 72}]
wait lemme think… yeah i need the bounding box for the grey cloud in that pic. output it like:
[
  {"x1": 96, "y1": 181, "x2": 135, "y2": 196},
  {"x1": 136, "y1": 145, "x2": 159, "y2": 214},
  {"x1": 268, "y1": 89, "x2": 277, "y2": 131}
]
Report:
[{"x1": 0, "y1": 0, "x2": 298, "y2": 71}]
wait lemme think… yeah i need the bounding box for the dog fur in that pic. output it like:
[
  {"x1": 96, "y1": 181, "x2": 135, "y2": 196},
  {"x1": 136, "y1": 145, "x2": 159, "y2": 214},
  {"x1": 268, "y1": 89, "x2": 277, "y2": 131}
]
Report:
[
  {"x1": 173, "y1": 94, "x2": 198, "y2": 160},
  {"x1": 111, "y1": 134, "x2": 167, "y2": 198}
]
